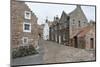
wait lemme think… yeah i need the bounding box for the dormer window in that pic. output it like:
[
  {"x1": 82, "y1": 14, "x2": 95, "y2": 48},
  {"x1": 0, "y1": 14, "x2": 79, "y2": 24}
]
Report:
[{"x1": 25, "y1": 11, "x2": 31, "y2": 19}]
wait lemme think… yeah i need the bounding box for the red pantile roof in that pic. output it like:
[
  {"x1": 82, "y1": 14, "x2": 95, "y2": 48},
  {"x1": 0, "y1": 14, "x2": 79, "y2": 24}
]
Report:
[{"x1": 77, "y1": 26, "x2": 94, "y2": 37}]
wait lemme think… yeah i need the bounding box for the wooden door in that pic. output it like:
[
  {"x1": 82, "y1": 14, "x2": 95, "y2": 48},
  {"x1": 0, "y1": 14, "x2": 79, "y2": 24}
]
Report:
[
  {"x1": 74, "y1": 36, "x2": 78, "y2": 48},
  {"x1": 90, "y1": 38, "x2": 94, "y2": 48}
]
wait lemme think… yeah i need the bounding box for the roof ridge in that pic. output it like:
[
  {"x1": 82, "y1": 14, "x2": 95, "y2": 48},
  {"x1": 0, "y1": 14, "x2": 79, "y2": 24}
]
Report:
[{"x1": 68, "y1": 5, "x2": 88, "y2": 22}]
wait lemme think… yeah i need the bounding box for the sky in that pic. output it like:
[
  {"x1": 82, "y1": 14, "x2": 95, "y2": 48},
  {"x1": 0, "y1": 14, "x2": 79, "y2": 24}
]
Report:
[{"x1": 25, "y1": 2, "x2": 95, "y2": 25}]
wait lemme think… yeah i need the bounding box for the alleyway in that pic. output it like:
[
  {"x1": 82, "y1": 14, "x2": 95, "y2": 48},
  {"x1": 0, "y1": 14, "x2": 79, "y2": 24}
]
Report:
[{"x1": 12, "y1": 39, "x2": 95, "y2": 66}]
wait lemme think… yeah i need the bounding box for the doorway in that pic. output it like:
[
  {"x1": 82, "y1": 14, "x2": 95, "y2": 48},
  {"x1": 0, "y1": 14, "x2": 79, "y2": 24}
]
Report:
[
  {"x1": 90, "y1": 38, "x2": 94, "y2": 48},
  {"x1": 74, "y1": 36, "x2": 78, "y2": 48},
  {"x1": 59, "y1": 35, "x2": 61, "y2": 44}
]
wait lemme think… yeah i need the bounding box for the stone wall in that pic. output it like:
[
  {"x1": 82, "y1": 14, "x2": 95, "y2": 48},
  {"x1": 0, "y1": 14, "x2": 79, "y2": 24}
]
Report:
[
  {"x1": 85, "y1": 25, "x2": 95, "y2": 49},
  {"x1": 11, "y1": 0, "x2": 39, "y2": 48},
  {"x1": 69, "y1": 5, "x2": 88, "y2": 38},
  {"x1": 49, "y1": 11, "x2": 70, "y2": 45}
]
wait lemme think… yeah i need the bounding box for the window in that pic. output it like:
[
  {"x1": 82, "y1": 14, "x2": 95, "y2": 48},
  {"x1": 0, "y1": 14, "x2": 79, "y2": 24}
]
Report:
[
  {"x1": 25, "y1": 11, "x2": 31, "y2": 19},
  {"x1": 78, "y1": 21, "x2": 81, "y2": 27},
  {"x1": 25, "y1": 24, "x2": 30, "y2": 30},
  {"x1": 22, "y1": 37, "x2": 28, "y2": 45},
  {"x1": 23, "y1": 23, "x2": 31, "y2": 32}
]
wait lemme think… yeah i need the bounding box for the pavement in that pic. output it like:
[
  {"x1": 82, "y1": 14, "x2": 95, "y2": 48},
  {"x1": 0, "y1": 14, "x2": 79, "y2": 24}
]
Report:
[{"x1": 11, "y1": 39, "x2": 96, "y2": 66}]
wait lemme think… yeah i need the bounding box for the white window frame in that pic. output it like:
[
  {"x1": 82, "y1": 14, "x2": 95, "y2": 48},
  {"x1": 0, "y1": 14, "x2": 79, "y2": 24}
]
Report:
[
  {"x1": 22, "y1": 37, "x2": 28, "y2": 45},
  {"x1": 24, "y1": 11, "x2": 31, "y2": 19},
  {"x1": 23, "y1": 22, "x2": 31, "y2": 32}
]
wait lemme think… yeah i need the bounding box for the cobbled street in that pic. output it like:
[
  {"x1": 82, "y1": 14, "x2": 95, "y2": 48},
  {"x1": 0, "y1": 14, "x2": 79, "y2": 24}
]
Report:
[
  {"x1": 43, "y1": 40, "x2": 95, "y2": 63},
  {"x1": 12, "y1": 39, "x2": 95, "y2": 65}
]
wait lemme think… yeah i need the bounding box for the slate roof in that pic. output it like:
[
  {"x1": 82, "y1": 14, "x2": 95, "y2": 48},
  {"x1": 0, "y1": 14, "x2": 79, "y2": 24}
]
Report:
[{"x1": 69, "y1": 5, "x2": 88, "y2": 22}]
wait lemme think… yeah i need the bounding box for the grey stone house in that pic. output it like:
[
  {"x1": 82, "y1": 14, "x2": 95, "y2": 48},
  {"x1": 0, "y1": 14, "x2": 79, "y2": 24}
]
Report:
[
  {"x1": 69, "y1": 5, "x2": 88, "y2": 48},
  {"x1": 49, "y1": 5, "x2": 95, "y2": 49},
  {"x1": 49, "y1": 11, "x2": 70, "y2": 45}
]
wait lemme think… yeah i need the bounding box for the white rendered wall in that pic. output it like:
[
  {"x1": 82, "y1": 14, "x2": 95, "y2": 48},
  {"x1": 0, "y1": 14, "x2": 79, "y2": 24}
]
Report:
[{"x1": 43, "y1": 22, "x2": 49, "y2": 40}]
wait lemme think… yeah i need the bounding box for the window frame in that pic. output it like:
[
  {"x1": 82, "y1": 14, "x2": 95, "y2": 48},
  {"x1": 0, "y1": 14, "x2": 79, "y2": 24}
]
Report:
[
  {"x1": 78, "y1": 20, "x2": 81, "y2": 27},
  {"x1": 24, "y1": 11, "x2": 31, "y2": 19},
  {"x1": 23, "y1": 22, "x2": 31, "y2": 32},
  {"x1": 22, "y1": 37, "x2": 28, "y2": 45}
]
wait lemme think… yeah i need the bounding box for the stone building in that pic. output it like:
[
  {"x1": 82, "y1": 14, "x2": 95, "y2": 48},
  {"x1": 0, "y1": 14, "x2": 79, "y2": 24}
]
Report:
[
  {"x1": 49, "y1": 5, "x2": 95, "y2": 49},
  {"x1": 69, "y1": 5, "x2": 88, "y2": 47},
  {"x1": 77, "y1": 21, "x2": 95, "y2": 49},
  {"x1": 11, "y1": 0, "x2": 40, "y2": 49},
  {"x1": 49, "y1": 12, "x2": 70, "y2": 45}
]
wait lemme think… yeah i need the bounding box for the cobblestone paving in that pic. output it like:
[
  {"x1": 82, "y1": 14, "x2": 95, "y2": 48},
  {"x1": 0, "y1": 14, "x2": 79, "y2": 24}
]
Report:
[
  {"x1": 43, "y1": 40, "x2": 95, "y2": 63},
  {"x1": 12, "y1": 39, "x2": 95, "y2": 66}
]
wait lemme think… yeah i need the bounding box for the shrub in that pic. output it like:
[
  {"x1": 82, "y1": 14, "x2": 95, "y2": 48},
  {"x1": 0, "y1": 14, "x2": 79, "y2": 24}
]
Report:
[{"x1": 12, "y1": 45, "x2": 38, "y2": 58}]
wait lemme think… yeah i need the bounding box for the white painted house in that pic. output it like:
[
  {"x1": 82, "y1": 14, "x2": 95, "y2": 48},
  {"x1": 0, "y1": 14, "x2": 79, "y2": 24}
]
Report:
[{"x1": 43, "y1": 19, "x2": 49, "y2": 40}]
